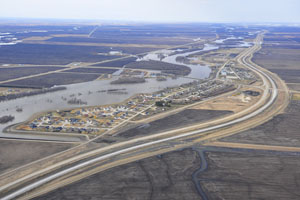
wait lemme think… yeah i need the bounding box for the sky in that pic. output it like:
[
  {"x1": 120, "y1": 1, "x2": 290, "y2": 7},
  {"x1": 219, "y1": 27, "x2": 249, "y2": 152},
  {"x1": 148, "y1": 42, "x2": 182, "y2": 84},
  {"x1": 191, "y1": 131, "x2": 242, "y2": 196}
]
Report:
[{"x1": 0, "y1": 0, "x2": 300, "y2": 23}]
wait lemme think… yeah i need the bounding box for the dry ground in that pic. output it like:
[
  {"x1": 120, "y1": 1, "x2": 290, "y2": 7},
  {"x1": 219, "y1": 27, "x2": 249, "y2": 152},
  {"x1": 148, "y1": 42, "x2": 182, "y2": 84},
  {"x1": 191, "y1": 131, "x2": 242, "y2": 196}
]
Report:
[
  {"x1": 253, "y1": 34, "x2": 300, "y2": 88},
  {"x1": 191, "y1": 48, "x2": 244, "y2": 66},
  {"x1": 115, "y1": 109, "x2": 233, "y2": 139},
  {"x1": 0, "y1": 139, "x2": 74, "y2": 173},
  {"x1": 34, "y1": 149, "x2": 202, "y2": 200},
  {"x1": 200, "y1": 151, "x2": 300, "y2": 200},
  {"x1": 191, "y1": 87, "x2": 262, "y2": 113},
  {"x1": 33, "y1": 147, "x2": 300, "y2": 200},
  {"x1": 220, "y1": 100, "x2": 300, "y2": 147}
]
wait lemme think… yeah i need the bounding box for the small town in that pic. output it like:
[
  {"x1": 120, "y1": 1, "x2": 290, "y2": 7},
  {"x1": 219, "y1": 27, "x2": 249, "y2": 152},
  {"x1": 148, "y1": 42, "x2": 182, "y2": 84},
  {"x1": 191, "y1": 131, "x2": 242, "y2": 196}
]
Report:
[{"x1": 17, "y1": 80, "x2": 235, "y2": 135}]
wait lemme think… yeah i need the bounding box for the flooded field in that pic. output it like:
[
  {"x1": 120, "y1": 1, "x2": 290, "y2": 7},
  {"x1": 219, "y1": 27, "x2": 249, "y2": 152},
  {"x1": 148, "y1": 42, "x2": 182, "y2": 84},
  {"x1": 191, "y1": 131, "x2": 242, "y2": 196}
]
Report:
[
  {"x1": 137, "y1": 43, "x2": 219, "y2": 79},
  {"x1": 0, "y1": 36, "x2": 244, "y2": 139},
  {"x1": 0, "y1": 76, "x2": 192, "y2": 139}
]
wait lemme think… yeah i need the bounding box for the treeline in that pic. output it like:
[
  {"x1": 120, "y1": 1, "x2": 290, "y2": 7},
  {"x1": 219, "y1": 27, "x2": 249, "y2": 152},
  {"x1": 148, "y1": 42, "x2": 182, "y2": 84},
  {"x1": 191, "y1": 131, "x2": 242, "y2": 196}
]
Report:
[
  {"x1": 67, "y1": 98, "x2": 87, "y2": 105},
  {"x1": 0, "y1": 115, "x2": 14, "y2": 124},
  {"x1": 0, "y1": 86, "x2": 66, "y2": 102},
  {"x1": 111, "y1": 77, "x2": 146, "y2": 84}
]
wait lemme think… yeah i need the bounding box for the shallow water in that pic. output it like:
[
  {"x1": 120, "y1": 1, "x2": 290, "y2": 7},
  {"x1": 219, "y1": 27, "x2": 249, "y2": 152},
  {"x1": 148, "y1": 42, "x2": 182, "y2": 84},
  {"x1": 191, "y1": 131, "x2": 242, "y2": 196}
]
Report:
[
  {"x1": 0, "y1": 40, "x2": 235, "y2": 140},
  {"x1": 137, "y1": 43, "x2": 219, "y2": 79},
  {"x1": 0, "y1": 76, "x2": 192, "y2": 139}
]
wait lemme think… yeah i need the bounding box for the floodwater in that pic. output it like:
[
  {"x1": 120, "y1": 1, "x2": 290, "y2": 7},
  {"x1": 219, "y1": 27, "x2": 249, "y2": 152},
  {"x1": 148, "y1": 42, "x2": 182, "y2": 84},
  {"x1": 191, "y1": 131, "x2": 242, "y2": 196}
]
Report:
[
  {"x1": 0, "y1": 38, "x2": 242, "y2": 140},
  {"x1": 137, "y1": 44, "x2": 219, "y2": 79},
  {"x1": 0, "y1": 32, "x2": 22, "y2": 46},
  {"x1": 0, "y1": 76, "x2": 192, "y2": 140},
  {"x1": 215, "y1": 36, "x2": 253, "y2": 48}
]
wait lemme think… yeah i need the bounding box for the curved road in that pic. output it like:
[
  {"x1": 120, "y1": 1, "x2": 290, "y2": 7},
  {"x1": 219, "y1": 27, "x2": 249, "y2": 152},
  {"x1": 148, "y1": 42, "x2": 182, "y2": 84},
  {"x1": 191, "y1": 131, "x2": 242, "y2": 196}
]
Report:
[{"x1": 0, "y1": 33, "x2": 279, "y2": 200}]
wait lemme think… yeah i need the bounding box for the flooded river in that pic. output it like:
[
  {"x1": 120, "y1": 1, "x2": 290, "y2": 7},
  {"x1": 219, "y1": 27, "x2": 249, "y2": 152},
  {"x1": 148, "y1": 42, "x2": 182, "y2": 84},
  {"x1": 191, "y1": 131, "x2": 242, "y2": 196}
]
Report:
[
  {"x1": 0, "y1": 41, "x2": 233, "y2": 140},
  {"x1": 138, "y1": 44, "x2": 219, "y2": 79},
  {"x1": 0, "y1": 77, "x2": 193, "y2": 139}
]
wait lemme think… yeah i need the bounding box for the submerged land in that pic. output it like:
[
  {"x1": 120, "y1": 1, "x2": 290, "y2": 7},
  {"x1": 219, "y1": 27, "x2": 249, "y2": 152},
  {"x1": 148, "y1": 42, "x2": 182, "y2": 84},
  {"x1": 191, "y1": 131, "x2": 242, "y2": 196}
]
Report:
[{"x1": 0, "y1": 22, "x2": 299, "y2": 200}]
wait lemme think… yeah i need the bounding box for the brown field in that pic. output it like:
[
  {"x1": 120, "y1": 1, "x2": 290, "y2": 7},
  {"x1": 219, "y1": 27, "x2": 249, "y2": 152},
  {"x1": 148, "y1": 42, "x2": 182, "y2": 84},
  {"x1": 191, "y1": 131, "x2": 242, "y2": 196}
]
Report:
[
  {"x1": 200, "y1": 151, "x2": 300, "y2": 200},
  {"x1": 116, "y1": 109, "x2": 232, "y2": 138},
  {"x1": 220, "y1": 100, "x2": 300, "y2": 147},
  {"x1": 253, "y1": 32, "x2": 300, "y2": 85},
  {"x1": 0, "y1": 139, "x2": 74, "y2": 173},
  {"x1": 34, "y1": 149, "x2": 202, "y2": 200},
  {"x1": 254, "y1": 47, "x2": 300, "y2": 70},
  {"x1": 191, "y1": 88, "x2": 262, "y2": 113},
  {"x1": 192, "y1": 48, "x2": 244, "y2": 66},
  {"x1": 33, "y1": 147, "x2": 300, "y2": 200}
]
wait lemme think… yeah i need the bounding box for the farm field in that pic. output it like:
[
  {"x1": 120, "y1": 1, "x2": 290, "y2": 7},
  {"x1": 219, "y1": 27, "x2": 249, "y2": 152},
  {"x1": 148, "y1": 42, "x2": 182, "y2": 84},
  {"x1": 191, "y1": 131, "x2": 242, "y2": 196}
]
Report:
[
  {"x1": 0, "y1": 67, "x2": 64, "y2": 82},
  {"x1": 91, "y1": 57, "x2": 137, "y2": 68},
  {"x1": 220, "y1": 100, "x2": 300, "y2": 147},
  {"x1": 65, "y1": 68, "x2": 119, "y2": 74},
  {"x1": 253, "y1": 28, "x2": 300, "y2": 88},
  {"x1": 0, "y1": 139, "x2": 74, "y2": 174},
  {"x1": 0, "y1": 44, "x2": 124, "y2": 65},
  {"x1": 1, "y1": 72, "x2": 101, "y2": 88},
  {"x1": 117, "y1": 109, "x2": 233, "y2": 138}
]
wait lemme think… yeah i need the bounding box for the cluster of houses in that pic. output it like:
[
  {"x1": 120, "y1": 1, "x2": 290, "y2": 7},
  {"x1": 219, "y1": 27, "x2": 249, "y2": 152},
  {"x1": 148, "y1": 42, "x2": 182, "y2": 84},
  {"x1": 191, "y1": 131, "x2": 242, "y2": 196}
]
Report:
[
  {"x1": 18, "y1": 79, "x2": 234, "y2": 135},
  {"x1": 220, "y1": 63, "x2": 256, "y2": 81},
  {"x1": 18, "y1": 92, "x2": 164, "y2": 135},
  {"x1": 164, "y1": 80, "x2": 233, "y2": 105}
]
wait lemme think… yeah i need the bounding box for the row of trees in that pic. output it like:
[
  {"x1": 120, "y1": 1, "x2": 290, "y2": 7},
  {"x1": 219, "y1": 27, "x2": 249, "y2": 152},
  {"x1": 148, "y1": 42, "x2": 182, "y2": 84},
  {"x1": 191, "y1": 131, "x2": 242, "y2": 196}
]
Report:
[
  {"x1": 0, "y1": 115, "x2": 14, "y2": 124},
  {"x1": 0, "y1": 87, "x2": 66, "y2": 102}
]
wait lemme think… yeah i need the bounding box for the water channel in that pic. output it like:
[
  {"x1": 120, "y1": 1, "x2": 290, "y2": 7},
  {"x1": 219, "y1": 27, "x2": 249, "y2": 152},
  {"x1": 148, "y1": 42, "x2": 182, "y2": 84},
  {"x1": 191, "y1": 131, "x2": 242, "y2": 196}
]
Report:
[{"x1": 1, "y1": 38, "x2": 247, "y2": 140}]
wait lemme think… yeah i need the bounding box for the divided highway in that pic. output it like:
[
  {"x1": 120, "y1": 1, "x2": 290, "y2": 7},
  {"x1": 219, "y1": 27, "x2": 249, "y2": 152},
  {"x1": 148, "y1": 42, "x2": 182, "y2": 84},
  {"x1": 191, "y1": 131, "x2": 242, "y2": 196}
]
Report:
[{"x1": 0, "y1": 33, "x2": 279, "y2": 200}]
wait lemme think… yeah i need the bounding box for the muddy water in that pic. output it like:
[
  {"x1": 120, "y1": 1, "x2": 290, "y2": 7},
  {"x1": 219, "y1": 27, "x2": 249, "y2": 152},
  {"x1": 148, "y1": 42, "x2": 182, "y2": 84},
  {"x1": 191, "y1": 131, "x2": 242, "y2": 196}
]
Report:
[
  {"x1": 0, "y1": 41, "x2": 226, "y2": 140},
  {"x1": 0, "y1": 76, "x2": 192, "y2": 140},
  {"x1": 137, "y1": 44, "x2": 219, "y2": 79}
]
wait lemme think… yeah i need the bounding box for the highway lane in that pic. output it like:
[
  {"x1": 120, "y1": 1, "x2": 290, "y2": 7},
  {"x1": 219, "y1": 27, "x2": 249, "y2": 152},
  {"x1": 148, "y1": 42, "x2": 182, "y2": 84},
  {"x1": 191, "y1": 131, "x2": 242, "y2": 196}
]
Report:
[{"x1": 0, "y1": 33, "x2": 280, "y2": 200}]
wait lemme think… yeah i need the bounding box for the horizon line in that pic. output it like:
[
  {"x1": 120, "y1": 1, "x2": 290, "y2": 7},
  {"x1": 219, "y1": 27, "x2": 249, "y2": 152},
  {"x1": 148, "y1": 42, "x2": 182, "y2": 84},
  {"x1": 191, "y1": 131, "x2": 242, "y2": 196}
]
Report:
[{"x1": 0, "y1": 17, "x2": 299, "y2": 26}]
